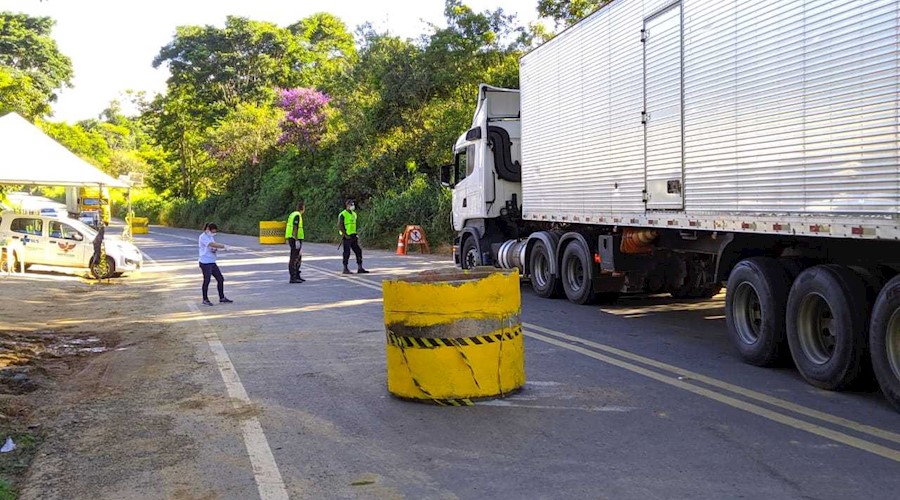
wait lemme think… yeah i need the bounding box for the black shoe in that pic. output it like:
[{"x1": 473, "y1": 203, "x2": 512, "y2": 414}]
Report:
[
  {"x1": 342, "y1": 267, "x2": 352, "y2": 275},
  {"x1": 219, "y1": 297, "x2": 233, "y2": 304},
  {"x1": 357, "y1": 267, "x2": 370, "y2": 274},
  {"x1": 289, "y1": 279, "x2": 302, "y2": 283},
  {"x1": 296, "y1": 277, "x2": 306, "y2": 283},
  {"x1": 202, "y1": 299, "x2": 214, "y2": 307}
]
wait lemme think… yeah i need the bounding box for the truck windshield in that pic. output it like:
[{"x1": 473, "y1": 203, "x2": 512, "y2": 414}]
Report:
[{"x1": 83, "y1": 198, "x2": 102, "y2": 206}]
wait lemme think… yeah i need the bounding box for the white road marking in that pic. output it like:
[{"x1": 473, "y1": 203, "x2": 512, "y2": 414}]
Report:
[{"x1": 187, "y1": 302, "x2": 290, "y2": 500}]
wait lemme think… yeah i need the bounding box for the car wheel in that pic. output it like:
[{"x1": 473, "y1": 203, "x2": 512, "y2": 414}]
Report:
[
  {"x1": 91, "y1": 256, "x2": 116, "y2": 279},
  {"x1": 725, "y1": 257, "x2": 792, "y2": 367},
  {"x1": 529, "y1": 241, "x2": 563, "y2": 299},
  {"x1": 461, "y1": 237, "x2": 481, "y2": 270},
  {"x1": 786, "y1": 265, "x2": 869, "y2": 391},
  {"x1": 561, "y1": 241, "x2": 596, "y2": 305},
  {"x1": 870, "y1": 275, "x2": 900, "y2": 412}
]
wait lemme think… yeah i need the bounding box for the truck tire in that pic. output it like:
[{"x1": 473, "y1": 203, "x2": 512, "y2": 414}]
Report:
[
  {"x1": 529, "y1": 240, "x2": 562, "y2": 299},
  {"x1": 460, "y1": 237, "x2": 481, "y2": 269},
  {"x1": 561, "y1": 242, "x2": 596, "y2": 305},
  {"x1": 725, "y1": 257, "x2": 791, "y2": 366},
  {"x1": 869, "y1": 275, "x2": 900, "y2": 411},
  {"x1": 786, "y1": 265, "x2": 869, "y2": 391},
  {"x1": 90, "y1": 256, "x2": 116, "y2": 280}
]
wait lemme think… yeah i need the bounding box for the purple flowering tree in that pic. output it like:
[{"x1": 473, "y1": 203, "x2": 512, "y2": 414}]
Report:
[{"x1": 276, "y1": 87, "x2": 330, "y2": 153}]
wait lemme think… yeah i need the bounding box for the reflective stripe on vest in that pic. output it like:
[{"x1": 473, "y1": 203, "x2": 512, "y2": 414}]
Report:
[
  {"x1": 340, "y1": 210, "x2": 357, "y2": 235},
  {"x1": 286, "y1": 211, "x2": 304, "y2": 239}
]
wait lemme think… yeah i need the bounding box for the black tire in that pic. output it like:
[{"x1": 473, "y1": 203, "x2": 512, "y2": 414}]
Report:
[
  {"x1": 460, "y1": 237, "x2": 481, "y2": 270},
  {"x1": 529, "y1": 240, "x2": 563, "y2": 299},
  {"x1": 725, "y1": 257, "x2": 791, "y2": 367},
  {"x1": 90, "y1": 256, "x2": 116, "y2": 279},
  {"x1": 786, "y1": 265, "x2": 869, "y2": 391},
  {"x1": 870, "y1": 275, "x2": 900, "y2": 411},
  {"x1": 561, "y1": 242, "x2": 596, "y2": 305}
]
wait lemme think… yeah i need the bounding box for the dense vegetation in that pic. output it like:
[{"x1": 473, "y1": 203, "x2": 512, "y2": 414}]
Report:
[{"x1": 0, "y1": 0, "x2": 607, "y2": 246}]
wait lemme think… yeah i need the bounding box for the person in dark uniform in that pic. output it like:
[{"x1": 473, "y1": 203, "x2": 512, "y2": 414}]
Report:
[
  {"x1": 286, "y1": 200, "x2": 305, "y2": 283},
  {"x1": 338, "y1": 198, "x2": 369, "y2": 275}
]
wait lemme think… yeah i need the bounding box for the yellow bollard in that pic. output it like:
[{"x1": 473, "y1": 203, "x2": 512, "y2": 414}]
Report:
[
  {"x1": 259, "y1": 221, "x2": 287, "y2": 245},
  {"x1": 382, "y1": 267, "x2": 525, "y2": 406},
  {"x1": 131, "y1": 217, "x2": 149, "y2": 235}
]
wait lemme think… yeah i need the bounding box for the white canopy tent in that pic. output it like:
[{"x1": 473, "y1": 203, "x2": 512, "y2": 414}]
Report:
[{"x1": 0, "y1": 112, "x2": 128, "y2": 188}]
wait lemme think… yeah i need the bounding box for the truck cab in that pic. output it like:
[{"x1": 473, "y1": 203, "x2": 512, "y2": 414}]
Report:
[{"x1": 444, "y1": 85, "x2": 523, "y2": 267}]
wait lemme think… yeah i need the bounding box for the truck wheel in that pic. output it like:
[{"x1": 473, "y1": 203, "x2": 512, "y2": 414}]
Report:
[
  {"x1": 869, "y1": 275, "x2": 900, "y2": 411},
  {"x1": 786, "y1": 265, "x2": 869, "y2": 390},
  {"x1": 460, "y1": 237, "x2": 481, "y2": 269},
  {"x1": 725, "y1": 257, "x2": 791, "y2": 366},
  {"x1": 90, "y1": 256, "x2": 116, "y2": 279},
  {"x1": 561, "y1": 242, "x2": 596, "y2": 305},
  {"x1": 529, "y1": 241, "x2": 562, "y2": 299}
]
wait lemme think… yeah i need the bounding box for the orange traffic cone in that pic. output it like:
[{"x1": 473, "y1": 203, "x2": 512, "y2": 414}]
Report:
[{"x1": 396, "y1": 232, "x2": 407, "y2": 255}]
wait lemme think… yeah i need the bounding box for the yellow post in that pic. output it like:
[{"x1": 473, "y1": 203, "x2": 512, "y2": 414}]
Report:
[
  {"x1": 382, "y1": 268, "x2": 525, "y2": 405},
  {"x1": 259, "y1": 221, "x2": 287, "y2": 244}
]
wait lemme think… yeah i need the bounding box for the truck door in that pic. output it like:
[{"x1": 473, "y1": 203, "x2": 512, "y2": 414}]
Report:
[
  {"x1": 643, "y1": 2, "x2": 684, "y2": 210},
  {"x1": 47, "y1": 220, "x2": 87, "y2": 267}
]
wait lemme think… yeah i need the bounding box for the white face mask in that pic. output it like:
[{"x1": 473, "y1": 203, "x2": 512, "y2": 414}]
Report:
[{"x1": 348, "y1": 204, "x2": 355, "y2": 211}]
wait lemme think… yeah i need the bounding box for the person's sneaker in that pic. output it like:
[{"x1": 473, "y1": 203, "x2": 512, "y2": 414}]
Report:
[
  {"x1": 297, "y1": 277, "x2": 306, "y2": 283},
  {"x1": 219, "y1": 297, "x2": 233, "y2": 304},
  {"x1": 342, "y1": 267, "x2": 352, "y2": 275},
  {"x1": 202, "y1": 299, "x2": 214, "y2": 306},
  {"x1": 357, "y1": 268, "x2": 370, "y2": 274},
  {"x1": 290, "y1": 278, "x2": 302, "y2": 283}
]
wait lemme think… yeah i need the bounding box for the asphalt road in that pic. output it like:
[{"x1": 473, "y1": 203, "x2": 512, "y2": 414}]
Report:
[{"x1": 135, "y1": 225, "x2": 900, "y2": 500}]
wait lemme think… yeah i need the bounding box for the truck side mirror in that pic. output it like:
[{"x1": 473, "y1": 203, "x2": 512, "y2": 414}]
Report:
[{"x1": 440, "y1": 164, "x2": 453, "y2": 188}]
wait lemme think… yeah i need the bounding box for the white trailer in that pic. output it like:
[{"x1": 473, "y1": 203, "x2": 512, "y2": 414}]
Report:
[{"x1": 443, "y1": 0, "x2": 900, "y2": 410}]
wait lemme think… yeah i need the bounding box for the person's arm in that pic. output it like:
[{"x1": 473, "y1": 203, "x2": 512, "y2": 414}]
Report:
[
  {"x1": 209, "y1": 241, "x2": 226, "y2": 249},
  {"x1": 338, "y1": 214, "x2": 346, "y2": 238},
  {"x1": 292, "y1": 217, "x2": 300, "y2": 238}
]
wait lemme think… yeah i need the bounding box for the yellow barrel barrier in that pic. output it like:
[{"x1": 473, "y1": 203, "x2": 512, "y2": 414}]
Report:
[
  {"x1": 131, "y1": 217, "x2": 149, "y2": 235},
  {"x1": 383, "y1": 267, "x2": 525, "y2": 406},
  {"x1": 259, "y1": 221, "x2": 287, "y2": 245}
]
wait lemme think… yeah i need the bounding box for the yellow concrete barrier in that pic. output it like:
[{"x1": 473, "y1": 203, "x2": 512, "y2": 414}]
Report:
[
  {"x1": 383, "y1": 267, "x2": 525, "y2": 405},
  {"x1": 131, "y1": 217, "x2": 149, "y2": 235},
  {"x1": 259, "y1": 221, "x2": 286, "y2": 245}
]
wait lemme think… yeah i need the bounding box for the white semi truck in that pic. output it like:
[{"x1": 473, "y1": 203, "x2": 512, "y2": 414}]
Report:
[{"x1": 443, "y1": 0, "x2": 900, "y2": 410}]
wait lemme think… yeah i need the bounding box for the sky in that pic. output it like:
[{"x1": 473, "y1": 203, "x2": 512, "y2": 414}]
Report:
[{"x1": 1, "y1": 0, "x2": 540, "y2": 122}]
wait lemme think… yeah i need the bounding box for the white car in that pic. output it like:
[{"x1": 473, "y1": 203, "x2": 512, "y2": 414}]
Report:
[{"x1": 0, "y1": 211, "x2": 143, "y2": 278}]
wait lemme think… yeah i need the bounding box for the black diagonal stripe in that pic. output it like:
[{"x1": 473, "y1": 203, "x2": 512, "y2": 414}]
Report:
[{"x1": 469, "y1": 336, "x2": 483, "y2": 345}]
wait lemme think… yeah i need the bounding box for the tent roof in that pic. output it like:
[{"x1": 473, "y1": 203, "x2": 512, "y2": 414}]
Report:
[{"x1": 0, "y1": 112, "x2": 128, "y2": 188}]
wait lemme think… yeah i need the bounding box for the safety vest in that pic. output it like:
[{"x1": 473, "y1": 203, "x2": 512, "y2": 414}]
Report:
[
  {"x1": 340, "y1": 209, "x2": 357, "y2": 235},
  {"x1": 286, "y1": 211, "x2": 304, "y2": 239}
]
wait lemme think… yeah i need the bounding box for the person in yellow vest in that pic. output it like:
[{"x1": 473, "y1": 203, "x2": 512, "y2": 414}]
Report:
[
  {"x1": 286, "y1": 200, "x2": 305, "y2": 283},
  {"x1": 338, "y1": 198, "x2": 369, "y2": 275}
]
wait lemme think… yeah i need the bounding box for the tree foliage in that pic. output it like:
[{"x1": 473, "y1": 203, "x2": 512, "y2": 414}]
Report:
[
  {"x1": 0, "y1": 12, "x2": 73, "y2": 119},
  {"x1": 537, "y1": 0, "x2": 610, "y2": 28}
]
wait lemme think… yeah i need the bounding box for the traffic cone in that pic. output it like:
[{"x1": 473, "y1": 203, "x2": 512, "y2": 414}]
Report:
[{"x1": 396, "y1": 232, "x2": 407, "y2": 255}]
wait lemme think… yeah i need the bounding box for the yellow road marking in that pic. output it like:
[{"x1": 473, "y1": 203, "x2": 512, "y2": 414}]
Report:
[
  {"x1": 524, "y1": 322, "x2": 900, "y2": 445},
  {"x1": 527, "y1": 330, "x2": 900, "y2": 463}
]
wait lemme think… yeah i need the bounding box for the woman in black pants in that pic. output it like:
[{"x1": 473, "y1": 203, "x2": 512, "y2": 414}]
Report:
[{"x1": 198, "y1": 223, "x2": 232, "y2": 306}]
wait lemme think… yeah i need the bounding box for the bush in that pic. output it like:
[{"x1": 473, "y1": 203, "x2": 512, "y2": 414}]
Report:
[{"x1": 363, "y1": 175, "x2": 452, "y2": 248}]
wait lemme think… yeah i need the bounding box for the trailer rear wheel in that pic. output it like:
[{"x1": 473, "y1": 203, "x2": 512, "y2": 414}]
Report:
[
  {"x1": 786, "y1": 265, "x2": 868, "y2": 391},
  {"x1": 725, "y1": 257, "x2": 791, "y2": 366},
  {"x1": 529, "y1": 241, "x2": 562, "y2": 299},
  {"x1": 870, "y1": 275, "x2": 900, "y2": 411},
  {"x1": 561, "y1": 242, "x2": 596, "y2": 305}
]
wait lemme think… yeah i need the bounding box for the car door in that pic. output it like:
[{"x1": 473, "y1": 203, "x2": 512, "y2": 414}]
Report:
[
  {"x1": 7, "y1": 217, "x2": 47, "y2": 265},
  {"x1": 47, "y1": 220, "x2": 87, "y2": 267}
]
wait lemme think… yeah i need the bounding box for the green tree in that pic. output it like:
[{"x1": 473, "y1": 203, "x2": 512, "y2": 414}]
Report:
[
  {"x1": 206, "y1": 102, "x2": 283, "y2": 185},
  {"x1": 0, "y1": 12, "x2": 73, "y2": 119},
  {"x1": 537, "y1": 0, "x2": 610, "y2": 28}
]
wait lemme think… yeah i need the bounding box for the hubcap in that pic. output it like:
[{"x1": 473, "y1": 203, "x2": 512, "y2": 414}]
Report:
[
  {"x1": 733, "y1": 282, "x2": 762, "y2": 345},
  {"x1": 566, "y1": 254, "x2": 585, "y2": 292},
  {"x1": 887, "y1": 309, "x2": 900, "y2": 382},
  {"x1": 533, "y1": 252, "x2": 549, "y2": 289},
  {"x1": 796, "y1": 293, "x2": 837, "y2": 365},
  {"x1": 464, "y1": 248, "x2": 479, "y2": 269}
]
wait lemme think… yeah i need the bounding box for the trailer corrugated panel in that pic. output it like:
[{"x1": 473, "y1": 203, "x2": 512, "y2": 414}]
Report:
[{"x1": 521, "y1": 0, "x2": 900, "y2": 227}]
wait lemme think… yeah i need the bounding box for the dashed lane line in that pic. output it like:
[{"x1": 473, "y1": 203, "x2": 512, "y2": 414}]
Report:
[{"x1": 186, "y1": 302, "x2": 291, "y2": 500}]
